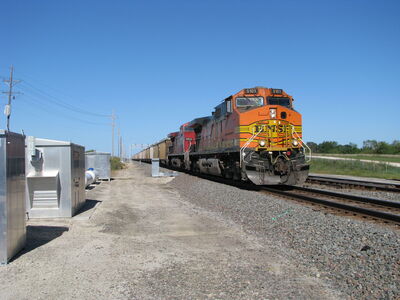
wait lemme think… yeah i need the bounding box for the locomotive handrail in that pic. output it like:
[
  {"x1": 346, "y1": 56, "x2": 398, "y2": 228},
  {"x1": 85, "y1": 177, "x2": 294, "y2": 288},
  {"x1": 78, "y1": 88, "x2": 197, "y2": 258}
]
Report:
[
  {"x1": 184, "y1": 141, "x2": 193, "y2": 170},
  {"x1": 291, "y1": 125, "x2": 312, "y2": 162},
  {"x1": 240, "y1": 126, "x2": 264, "y2": 168}
]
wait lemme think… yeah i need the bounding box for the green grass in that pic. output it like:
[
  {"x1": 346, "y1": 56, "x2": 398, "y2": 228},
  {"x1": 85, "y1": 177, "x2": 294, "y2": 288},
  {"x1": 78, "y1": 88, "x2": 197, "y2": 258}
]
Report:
[
  {"x1": 314, "y1": 153, "x2": 400, "y2": 163},
  {"x1": 310, "y1": 158, "x2": 400, "y2": 180}
]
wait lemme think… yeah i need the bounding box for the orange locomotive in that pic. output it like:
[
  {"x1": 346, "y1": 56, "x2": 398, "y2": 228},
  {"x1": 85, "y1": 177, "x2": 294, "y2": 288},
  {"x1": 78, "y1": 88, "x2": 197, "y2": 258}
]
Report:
[
  {"x1": 184, "y1": 87, "x2": 310, "y2": 185},
  {"x1": 135, "y1": 87, "x2": 310, "y2": 185}
]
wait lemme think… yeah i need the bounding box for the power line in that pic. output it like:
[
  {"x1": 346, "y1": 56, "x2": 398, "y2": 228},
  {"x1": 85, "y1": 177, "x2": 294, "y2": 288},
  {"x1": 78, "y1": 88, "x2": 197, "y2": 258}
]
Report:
[
  {"x1": 1, "y1": 69, "x2": 117, "y2": 154},
  {"x1": 16, "y1": 71, "x2": 111, "y2": 118},
  {"x1": 17, "y1": 70, "x2": 99, "y2": 105},
  {"x1": 19, "y1": 81, "x2": 110, "y2": 118},
  {"x1": 18, "y1": 85, "x2": 111, "y2": 126},
  {"x1": 18, "y1": 94, "x2": 109, "y2": 126}
]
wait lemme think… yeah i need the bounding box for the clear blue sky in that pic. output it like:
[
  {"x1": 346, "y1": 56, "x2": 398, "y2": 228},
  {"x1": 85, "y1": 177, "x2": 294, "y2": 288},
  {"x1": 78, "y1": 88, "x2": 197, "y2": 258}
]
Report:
[{"x1": 1, "y1": 0, "x2": 399, "y2": 154}]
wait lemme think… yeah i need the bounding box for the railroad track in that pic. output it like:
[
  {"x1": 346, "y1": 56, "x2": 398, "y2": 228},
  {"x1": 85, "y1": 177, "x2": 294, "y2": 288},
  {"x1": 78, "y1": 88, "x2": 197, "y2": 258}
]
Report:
[
  {"x1": 137, "y1": 162, "x2": 400, "y2": 224},
  {"x1": 261, "y1": 186, "x2": 400, "y2": 224},
  {"x1": 182, "y1": 171, "x2": 400, "y2": 224},
  {"x1": 306, "y1": 175, "x2": 400, "y2": 193}
]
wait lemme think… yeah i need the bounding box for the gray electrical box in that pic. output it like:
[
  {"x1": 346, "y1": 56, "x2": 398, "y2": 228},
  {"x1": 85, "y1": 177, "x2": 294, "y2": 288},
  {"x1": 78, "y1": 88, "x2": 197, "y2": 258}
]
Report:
[
  {"x1": 25, "y1": 137, "x2": 85, "y2": 218},
  {"x1": 85, "y1": 152, "x2": 111, "y2": 181},
  {"x1": 0, "y1": 130, "x2": 26, "y2": 265}
]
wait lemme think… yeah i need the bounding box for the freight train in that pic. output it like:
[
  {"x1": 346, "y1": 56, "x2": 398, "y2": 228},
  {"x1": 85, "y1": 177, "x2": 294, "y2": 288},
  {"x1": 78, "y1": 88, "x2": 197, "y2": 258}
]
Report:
[{"x1": 133, "y1": 87, "x2": 311, "y2": 185}]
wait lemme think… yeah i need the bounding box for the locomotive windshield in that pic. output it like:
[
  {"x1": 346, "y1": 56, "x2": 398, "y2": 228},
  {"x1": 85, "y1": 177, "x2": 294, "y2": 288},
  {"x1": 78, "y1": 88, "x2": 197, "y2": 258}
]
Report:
[
  {"x1": 267, "y1": 97, "x2": 291, "y2": 108},
  {"x1": 236, "y1": 97, "x2": 264, "y2": 108}
]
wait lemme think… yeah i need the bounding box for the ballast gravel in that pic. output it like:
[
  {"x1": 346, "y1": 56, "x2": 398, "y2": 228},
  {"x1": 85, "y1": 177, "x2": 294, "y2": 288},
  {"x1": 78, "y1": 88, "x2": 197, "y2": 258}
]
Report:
[{"x1": 170, "y1": 173, "x2": 400, "y2": 299}]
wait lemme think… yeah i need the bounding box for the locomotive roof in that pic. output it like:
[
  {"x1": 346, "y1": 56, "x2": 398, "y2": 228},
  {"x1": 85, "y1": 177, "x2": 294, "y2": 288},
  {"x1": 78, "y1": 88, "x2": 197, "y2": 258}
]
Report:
[
  {"x1": 168, "y1": 132, "x2": 179, "y2": 138},
  {"x1": 188, "y1": 116, "x2": 212, "y2": 128}
]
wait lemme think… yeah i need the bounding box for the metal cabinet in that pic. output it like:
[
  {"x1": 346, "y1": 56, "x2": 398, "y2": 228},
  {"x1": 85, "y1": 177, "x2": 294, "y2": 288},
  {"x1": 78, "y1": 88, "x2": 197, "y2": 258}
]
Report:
[
  {"x1": 85, "y1": 152, "x2": 111, "y2": 181},
  {"x1": 0, "y1": 131, "x2": 26, "y2": 265},
  {"x1": 25, "y1": 137, "x2": 85, "y2": 218}
]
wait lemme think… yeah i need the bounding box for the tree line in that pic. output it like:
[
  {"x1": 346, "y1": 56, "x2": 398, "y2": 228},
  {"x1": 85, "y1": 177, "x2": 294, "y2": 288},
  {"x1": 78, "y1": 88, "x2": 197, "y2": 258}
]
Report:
[{"x1": 306, "y1": 140, "x2": 400, "y2": 154}]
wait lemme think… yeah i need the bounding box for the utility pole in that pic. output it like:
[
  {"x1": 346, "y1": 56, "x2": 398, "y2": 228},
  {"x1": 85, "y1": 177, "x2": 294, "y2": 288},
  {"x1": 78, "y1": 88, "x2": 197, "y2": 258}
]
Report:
[
  {"x1": 117, "y1": 128, "x2": 121, "y2": 158},
  {"x1": 120, "y1": 135, "x2": 123, "y2": 160},
  {"x1": 2, "y1": 65, "x2": 21, "y2": 131},
  {"x1": 111, "y1": 110, "x2": 116, "y2": 157}
]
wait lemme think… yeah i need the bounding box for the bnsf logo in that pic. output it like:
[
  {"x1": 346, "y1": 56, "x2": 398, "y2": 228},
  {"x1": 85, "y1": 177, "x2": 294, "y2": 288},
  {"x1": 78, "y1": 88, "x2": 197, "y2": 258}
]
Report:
[{"x1": 254, "y1": 125, "x2": 288, "y2": 133}]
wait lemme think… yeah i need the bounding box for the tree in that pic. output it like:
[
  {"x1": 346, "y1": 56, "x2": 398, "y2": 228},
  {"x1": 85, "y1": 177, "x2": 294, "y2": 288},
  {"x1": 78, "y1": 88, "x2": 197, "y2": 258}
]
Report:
[
  {"x1": 307, "y1": 140, "x2": 399, "y2": 155},
  {"x1": 391, "y1": 140, "x2": 400, "y2": 154},
  {"x1": 339, "y1": 143, "x2": 359, "y2": 154},
  {"x1": 362, "y1": 140, "x2": 378, "y2": 153},
  {"x1": 306, "y1": 141, "x2": 318, "y2": 153},
  {"x1": 317, "y1": 141, "x2": 339, "y2": 153},
  {"x1": 375, "y1": 141, "x2": 390, "y2": 154}
]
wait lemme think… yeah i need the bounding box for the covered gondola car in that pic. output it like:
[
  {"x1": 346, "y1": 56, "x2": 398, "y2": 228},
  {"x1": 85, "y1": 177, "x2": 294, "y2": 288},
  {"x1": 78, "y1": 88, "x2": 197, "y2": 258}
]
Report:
[
  {"x1": 133, "y1": 139, "x2": 171, "y2": 164},
  {"x1": 152, "y1": 138, "x2": 171, "y2": 164}
]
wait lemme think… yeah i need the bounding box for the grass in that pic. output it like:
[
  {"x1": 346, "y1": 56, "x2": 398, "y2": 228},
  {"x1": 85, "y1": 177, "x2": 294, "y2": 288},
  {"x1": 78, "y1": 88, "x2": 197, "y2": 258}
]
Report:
[
  {"x1": 309, "y1": 158, "x2": 400, "y2": 180},
  {"x1": 314, "y1": 153, "x2": 400, "y2": 163}
]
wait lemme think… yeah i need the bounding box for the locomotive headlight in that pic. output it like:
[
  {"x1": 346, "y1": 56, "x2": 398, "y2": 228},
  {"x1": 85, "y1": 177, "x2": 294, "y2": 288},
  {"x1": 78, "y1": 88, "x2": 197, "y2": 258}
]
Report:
[
  {"x1": 292, "y1": 139, "x2": 299, "y2": 146},
  {"x1": 270, "y1": 108, "x2": 277, "y2": 119},
  {"x1": 259, "y1": 140, "x2": 266, "y2": 147}
]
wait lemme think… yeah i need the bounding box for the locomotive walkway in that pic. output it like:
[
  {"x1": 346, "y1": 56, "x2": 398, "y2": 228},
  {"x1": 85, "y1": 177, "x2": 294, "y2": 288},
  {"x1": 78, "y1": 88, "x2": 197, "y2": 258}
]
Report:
[{"x1": 0, "y1": 163, "x2": 340, "y2": 299}]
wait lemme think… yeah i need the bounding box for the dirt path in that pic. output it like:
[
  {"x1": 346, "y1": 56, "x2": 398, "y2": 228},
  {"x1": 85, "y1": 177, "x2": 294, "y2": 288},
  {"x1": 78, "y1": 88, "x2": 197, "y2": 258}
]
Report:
[{"x1": 0, "y1": 163, "x2": 341, "y2": 299}]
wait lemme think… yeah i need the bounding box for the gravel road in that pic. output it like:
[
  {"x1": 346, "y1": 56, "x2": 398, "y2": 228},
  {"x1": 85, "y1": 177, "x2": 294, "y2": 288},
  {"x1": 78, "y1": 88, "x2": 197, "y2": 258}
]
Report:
[{"x1": 170, "y1": 172, "x2": 400, "y2": 299}]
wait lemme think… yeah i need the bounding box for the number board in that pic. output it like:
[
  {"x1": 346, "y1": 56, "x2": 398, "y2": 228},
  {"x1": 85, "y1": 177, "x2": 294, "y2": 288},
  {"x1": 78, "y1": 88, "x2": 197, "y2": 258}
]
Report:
[
  {"x1": 271, "y1": 89, "x2": 283, "y2": 94},
  {"x1": 244, "y1": 88, "x2": 258, "y2": 94}
]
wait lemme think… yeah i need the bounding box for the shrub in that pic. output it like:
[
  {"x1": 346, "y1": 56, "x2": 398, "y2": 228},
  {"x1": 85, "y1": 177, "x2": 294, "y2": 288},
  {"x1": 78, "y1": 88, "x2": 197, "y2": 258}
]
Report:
[{"x1": 110, "y1": 156, "x2": 125, "y2": 170}]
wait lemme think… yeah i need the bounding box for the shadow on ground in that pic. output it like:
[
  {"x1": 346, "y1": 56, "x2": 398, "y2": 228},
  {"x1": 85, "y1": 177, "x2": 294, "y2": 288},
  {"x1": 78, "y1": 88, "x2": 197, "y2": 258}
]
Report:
[
  {"x1": 75, "y1": 199, "x2": 102, "y2": 216},
  {"x1": 11, "y1": 225, "x2": 69, "y2": 262}
]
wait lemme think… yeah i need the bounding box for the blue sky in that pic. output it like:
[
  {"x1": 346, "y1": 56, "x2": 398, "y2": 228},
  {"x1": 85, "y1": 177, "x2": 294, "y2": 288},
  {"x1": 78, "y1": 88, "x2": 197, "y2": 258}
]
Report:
[{"x1": 0, "y1": 0, "x2": 399, "y2": 154}]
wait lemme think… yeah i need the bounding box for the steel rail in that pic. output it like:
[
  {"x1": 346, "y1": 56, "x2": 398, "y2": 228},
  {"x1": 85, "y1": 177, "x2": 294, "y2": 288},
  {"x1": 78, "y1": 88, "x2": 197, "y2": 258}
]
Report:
[
  {"x1": 306, "y1": 175, "x2": 400, "y2": 193},
  {"x1": 261, "y1": 186, "x2": 400, "y2": 223},
  {"x1": 292, "y1": 186, "x2": 400, "y2": 208}
]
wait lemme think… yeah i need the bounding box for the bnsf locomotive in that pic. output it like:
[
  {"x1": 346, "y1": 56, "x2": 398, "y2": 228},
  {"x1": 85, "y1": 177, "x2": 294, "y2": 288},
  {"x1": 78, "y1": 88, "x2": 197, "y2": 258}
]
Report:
[{"x1": 133, "y1": 87, "x2": 310, "y2": 185}]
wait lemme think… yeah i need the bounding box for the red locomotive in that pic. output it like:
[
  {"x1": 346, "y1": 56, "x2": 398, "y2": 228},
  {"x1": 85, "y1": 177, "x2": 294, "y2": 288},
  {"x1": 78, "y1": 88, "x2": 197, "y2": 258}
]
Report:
[{"x1": 168, "y1": 122, "x2": 196, "y2": 169}]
